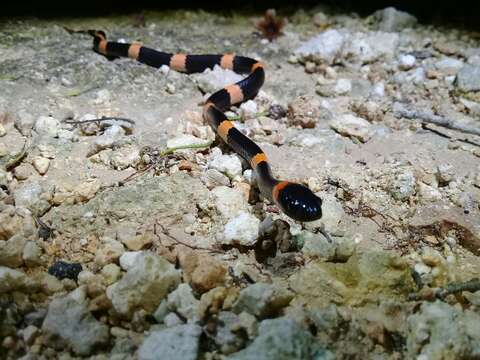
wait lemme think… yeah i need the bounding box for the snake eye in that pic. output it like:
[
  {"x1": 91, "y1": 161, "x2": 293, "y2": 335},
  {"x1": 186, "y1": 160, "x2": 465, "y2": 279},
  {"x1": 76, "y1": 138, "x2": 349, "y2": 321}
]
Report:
[{"x1": 275, "y1": 183, "x2": 322, "y2": 222}]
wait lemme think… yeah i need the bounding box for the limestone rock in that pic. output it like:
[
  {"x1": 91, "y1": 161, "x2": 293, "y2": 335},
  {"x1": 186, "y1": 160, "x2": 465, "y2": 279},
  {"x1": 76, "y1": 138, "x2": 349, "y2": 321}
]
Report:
[
  {"x1": 106, "y1": 252, "x2": 181, "y2": 316},
  {"x1": 42, "y1": 287, "x2": 110, "y2": 355},
  {"x1": 232, "y1": 283, "x2": 294, "y2": 318},
  {"x1": 228, "y1": 317, "x2": 333, "y2": 360},
  {"x1": 138, "y1": 324, "x2": 202, "y2": 360}
]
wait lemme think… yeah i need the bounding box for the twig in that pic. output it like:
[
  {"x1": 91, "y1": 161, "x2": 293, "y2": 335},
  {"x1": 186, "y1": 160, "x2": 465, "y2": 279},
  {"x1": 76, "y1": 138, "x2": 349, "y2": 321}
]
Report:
[
  {"x1": 408, "y1": 278, "x2": 480, "y2": 301},
  {"x1": 393, "y1": 102, "x2": 480, "y2": 137},
  {"x1": 158, "y1": 140, "x2": 213, "y2": 157},
  {"x1": 154, "y1": 223, "x2": 224, "y2": 254},
  {"x1": 421, "y1": 124, "x2": 480, "y2": 147},
  {"x1": 64, "y1": 117, "x2": 136, "y2": 125},
  {"x1": 226, "y1": 111, "x2": 268, "y2": 121}
]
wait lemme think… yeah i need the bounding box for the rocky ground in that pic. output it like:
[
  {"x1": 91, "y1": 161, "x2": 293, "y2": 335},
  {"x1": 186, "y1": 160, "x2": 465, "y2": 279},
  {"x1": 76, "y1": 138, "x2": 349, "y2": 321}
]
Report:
[{"x1": 1, "y1": 5, "x2": 480, "y2": 360}]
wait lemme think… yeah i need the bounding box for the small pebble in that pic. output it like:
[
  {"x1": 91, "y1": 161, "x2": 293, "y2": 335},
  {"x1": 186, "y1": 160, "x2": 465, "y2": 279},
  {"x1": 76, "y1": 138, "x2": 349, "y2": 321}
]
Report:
[
  {"x1": 399, "y1": 54, "x2": 416, "y2": 70},
  {"x1": 32, "y1": 156, "x2": 50, "y2": 175}
]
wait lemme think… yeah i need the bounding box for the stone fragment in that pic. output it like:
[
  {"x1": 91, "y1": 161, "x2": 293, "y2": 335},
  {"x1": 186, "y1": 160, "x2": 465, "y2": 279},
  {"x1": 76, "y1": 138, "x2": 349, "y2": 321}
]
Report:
[
  {"x1": 138, "y1": 324, "x2": 202, "y2": 360},
  {"x1": 212, "y1": 186, "x2": 249, "y2": 219},
  {"x1": 42, "y1": 287, "x2": 110, "y2": 355},
  {"x1": 232, "y1": 283, "x2": 294, "y2": 318},
  {"x1": 166, "y1": 283, "x2": 200, "y2": 321},
  {"x1": 95, "y1": 238, "x2": 125, "y2": 266},
  {"x1": 106, "y1": 252, "x2": 181, "y2": 316},
  {"x1": 456, "y1": 64, "x2": 480, "y2": 92},
  {"x1": 209, "y1": 153, "x2": 243, "y2": 179},
  {"x1": 34, "y1": 116, "x2": 60, "y2": 138},
  {"x1": 223, "y1": 212, "x2": 260, "y2": 246},
  {"x1": 330, "y1": 114, "x2": 371, "y2": 142},
  {"x1": 407, "y1": 301, "x2": 480, "y2": 359},
  {"x1": 371, "y1": 7, "x2": 417, "y2": 32},
  {"x1": 0, "y1": 234, "x2": 26, "y2": 267},
  {"x1": 0, "y1": 266, "x2": 28, "y2": 293},
  {"x1": 294, "y1": 29, "x2": 345, "y2": 65},
  {"x1": 22, "y1": 241, "x2": 42, "y2": 267},
  {"x1": 228, "y1": 317, "x2": 333, "y2": 360},
  {"x1": 178, "y1": 250, "x2": 227, "y2": 293}
]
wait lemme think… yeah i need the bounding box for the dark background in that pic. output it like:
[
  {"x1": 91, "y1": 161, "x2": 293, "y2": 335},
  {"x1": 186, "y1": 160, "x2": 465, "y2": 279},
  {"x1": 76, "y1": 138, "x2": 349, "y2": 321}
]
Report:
[{"x1": 1, "y1": 1, "x2": 479, "y2": 29}]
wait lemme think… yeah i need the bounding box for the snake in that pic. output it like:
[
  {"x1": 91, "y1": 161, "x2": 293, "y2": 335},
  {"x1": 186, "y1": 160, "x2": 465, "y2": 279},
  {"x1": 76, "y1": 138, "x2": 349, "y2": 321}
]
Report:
[{"x1": 85, "y1": 30, "x2": 322, "y2": 222}]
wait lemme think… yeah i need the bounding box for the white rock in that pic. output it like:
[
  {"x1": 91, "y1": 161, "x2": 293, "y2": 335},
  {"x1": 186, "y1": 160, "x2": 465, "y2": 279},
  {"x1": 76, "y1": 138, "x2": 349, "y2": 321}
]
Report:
[
  {"x1": 77, "y1": 270, "x2": 96, "y2": 285},
  {"x1": 212, "y1": 186, "x2": 249, "y2": 219},
  {"x1": 34, "y1": 116, "x2": 60, "y2": 138},
  {"x1": 456, "y1": 64, "x2": 480, "y2": 92},
  {"x1": 306, "y1": 194, "x2": 346, "y2": 236},
  {"x1": 194, "y1": 65, "x2": 243, "y2": 93},
  {"x1": 436, "y1": 164, "x2": 454, "y2": 184},
  {"x1": 418, "y1": 183, "x2": 442, "y2": 202},
  {"x1": 74, "y1": 179, "x2": 101, "y2": 203},
  {"x1": 239, "y1": 100, "x2": 258, "y2": 120},
  {"x1": 92, "y1": 125, "x2": 125, "y2": 153},
  {"x1": 32, "y1": 156, "x2": 50, "y2": 175},
  {"x1": 407, "y1": 67, "x2": 426, "y2": 85},
  {"x1": 13, "y1": 181, "x2": 43, "y2": 208},
  {"x1": 209, "y1": 153, "x2": 243, "y2": 179},
  {"x1": 22, "y1": 241, "x2": 42, "y2": 267},
  {"x1": 289, "y1": 133, "x2": 325, "y2": 148},
  {"x1": 119, "y1": 251, "x2": 144, "y2": 271},
  {"x1": 37, "y1": 144, "x2": 56, "y2": 159},
  {"x1": 414, "y1": 263, "x2": 431, "y2": 275},
  {"x1": 110, "y1": 145, "x2": 141, "y2": 170},
  {"x1": 294, "y1": 29, "x2": 345, "y2": 65},
  {"x1": 106, "y1": 252, "x2": 181, "y2": 316},
  {"x1": 23, "y1": 325, "x2": 39, "y2": 345},
  {"x1": 243, "y1": 169, "x2": 253, "y2": 184},
  {"x1": 94, "y1": 89, "x2": 111, "y2": 104},
  {"x1": 95, "y1": 237, "x2": 125, "y2": 266},
  {"x1": 232, "y1": 283, "x2": 294, "y2": 318},
  {"x1": 372, "y1": 82, "x2": 386, "y2": 97},
  {"x1": 138, "y1": 324, "x2": 202, "y2": 360},
  {"x1": 399, "y1": 54, "x2": 416, "y2": 70},
  {"x1": 343, "y1": 32, "x2": 399, "y2": 64},
  {"x1": 223, "y1": 211, "x2": 260, "y2": 246},
  {"x1": 435, "y1": 57, "x2": 464, "y2": 74},
  {"x1": 330, "y1": 114, "x2": 371, "y2": 142},
  {"x1": 167, "y1": 283, "x2": 200, "y2": 322},
  {"x1": 101, "y1": 263, "x2": 121, "y2": 285},
  {"x1": 164, "y1": 312, "x2": 184, "y2": 327},
  {"x1": 0, "y1": 234, "x2": 26, "y2": 267},
  {"x1": 159, "y1": 64, "x2": 170, "y2": 75},
  {"x1": 202, "y1": 169, "x2": 231, "y2": 188},
  {"x1": 0, "y1": 124, "x2": 6, "y2": 137},
  {"x1": 372, "y1": 7, "x2": 417, "y2": 32},
  {"x1": 334, "y1": 78, "x2": 352, "y2": 95},
  {"x1": 0, "y1": 266, "x2": 27, "y2": 293},
  {"x1": 42, "y1": 287, "x2": 109, "y2": 355},
  {"x1": 389, "y1": 168, "x2": 416, "y2": 201}
]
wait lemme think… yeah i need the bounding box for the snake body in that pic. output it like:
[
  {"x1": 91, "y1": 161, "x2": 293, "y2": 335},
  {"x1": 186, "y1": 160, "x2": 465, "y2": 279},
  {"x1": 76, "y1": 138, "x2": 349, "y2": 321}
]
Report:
[{"x1": 89, "y1": 30, "x2": 322, "y2": 222}]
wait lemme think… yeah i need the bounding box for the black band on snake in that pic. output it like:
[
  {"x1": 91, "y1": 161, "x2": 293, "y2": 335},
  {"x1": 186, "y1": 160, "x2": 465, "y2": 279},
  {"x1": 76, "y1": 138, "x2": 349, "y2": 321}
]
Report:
[{"x1": 86, "y1": 30, "x2": 322, "y2": 222}]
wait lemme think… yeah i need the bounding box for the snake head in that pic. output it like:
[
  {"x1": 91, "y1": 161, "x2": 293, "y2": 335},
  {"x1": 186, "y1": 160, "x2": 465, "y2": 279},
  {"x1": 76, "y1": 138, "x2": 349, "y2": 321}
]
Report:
[{"x1": 273, "y1": 182, "x2": 323, "y2": 222}]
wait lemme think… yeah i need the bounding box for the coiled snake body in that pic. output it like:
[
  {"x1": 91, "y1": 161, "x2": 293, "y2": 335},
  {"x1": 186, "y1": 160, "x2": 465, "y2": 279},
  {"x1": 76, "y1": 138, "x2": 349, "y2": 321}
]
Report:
[{"x1": 88, "y1": 30, "x2": 322, "y2": 222}]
